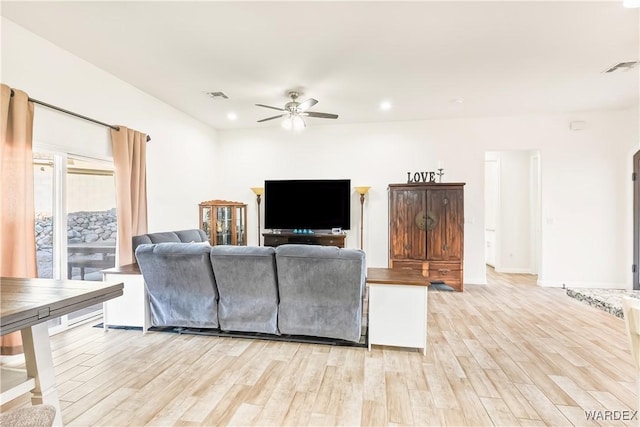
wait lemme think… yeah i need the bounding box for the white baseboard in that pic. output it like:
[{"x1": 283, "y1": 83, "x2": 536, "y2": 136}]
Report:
[
  {"x1": 464, "y1": 276, "x2": 488, "y2": 285},
  {"x1": 537, "y1": 280, "x2": 630, "y2": 289}
]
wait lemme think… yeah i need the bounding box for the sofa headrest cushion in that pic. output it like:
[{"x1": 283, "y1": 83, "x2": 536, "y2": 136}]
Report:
[
  {"x1": 132, "y1": 229, "x2": 208, "y2": 253},
  {"x1": 275, "y1": 244, "x2": 364, "y2": 261},
  {"x1": 175, "y1": 229, "x2": 208, "y2": 243},
  {"x1": 135, "y1": 241, "x2": 212, "y2": 258},
  {"x1": 210, "y1": 246, "x2": 275, "y2": 258}
]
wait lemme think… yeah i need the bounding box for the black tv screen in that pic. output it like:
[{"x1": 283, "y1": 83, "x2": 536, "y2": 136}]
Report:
[{"x1": 265, "y1": 179, "x2": 351, "y2": 230}]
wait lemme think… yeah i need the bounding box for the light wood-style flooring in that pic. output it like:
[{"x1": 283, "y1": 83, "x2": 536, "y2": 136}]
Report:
[{"x1": 2, "y1": 268, "x2": 638, "y2": 426}]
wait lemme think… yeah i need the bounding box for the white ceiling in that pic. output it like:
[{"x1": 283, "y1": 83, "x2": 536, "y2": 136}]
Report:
[{"x1": 2, "y1": 1, "x2": 638, "y2": 130}]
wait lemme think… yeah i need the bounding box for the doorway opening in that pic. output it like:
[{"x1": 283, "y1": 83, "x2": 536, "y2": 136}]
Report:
[{"x1": 484, "y1": 150, "x2": 541, "y2": 280}]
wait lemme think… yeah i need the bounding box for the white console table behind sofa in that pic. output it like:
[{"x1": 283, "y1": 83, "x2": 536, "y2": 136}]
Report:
[
  {"x1": 101, "y1": 263, "x2": 150, "y2": 333},
  {"x1": 366, "y1": 267, "x2": 430, "y2": 355}
]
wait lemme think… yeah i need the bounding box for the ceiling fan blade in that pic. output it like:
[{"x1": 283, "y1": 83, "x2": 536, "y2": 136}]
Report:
[
  {"x1": 255, "y1": 103, "x2": 286, "y2": 112},
  {"x1": 257, "y1": 114, "x2": 287, "y2": 123},
  {"x1": 297, "y1": 98, "x2": 318, "y2": 112},
  {"x1": 304, "y1": 111, "x2": 339, "y2": 119}
]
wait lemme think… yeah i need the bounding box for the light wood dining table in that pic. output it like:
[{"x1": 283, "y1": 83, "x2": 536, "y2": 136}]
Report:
[{"x1": 0, "y1": 277, "x2": 123, "y2": 426}]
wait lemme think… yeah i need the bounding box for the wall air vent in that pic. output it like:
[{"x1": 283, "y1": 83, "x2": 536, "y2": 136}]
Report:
[
  {"x1": 206, "y1": 91, "x2": 229, "y2": 99},
  {"x1": 603, "y1": 61, "x2": 639, "y2": 73}
]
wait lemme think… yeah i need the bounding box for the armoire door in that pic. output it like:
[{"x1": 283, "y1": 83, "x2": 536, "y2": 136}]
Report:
[
  {"x1": 426, "y1": 188, "x2": 464, "y2": 262},
  {"x1": 389, "y1": 188, "x2": 427, "y2": 261}
]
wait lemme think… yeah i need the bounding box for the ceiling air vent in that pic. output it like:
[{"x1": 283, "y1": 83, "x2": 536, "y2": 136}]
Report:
[
  {"x1": 206, "y1": 91, "x2": 229, "y2": 99},
  {"x1": 603, "y1": 61, "x2": 639, "y2": 73}
]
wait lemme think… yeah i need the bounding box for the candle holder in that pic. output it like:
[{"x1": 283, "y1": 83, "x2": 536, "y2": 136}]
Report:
[{"x1": 437, "y1": 168, "x2": 445, "y2": 183}]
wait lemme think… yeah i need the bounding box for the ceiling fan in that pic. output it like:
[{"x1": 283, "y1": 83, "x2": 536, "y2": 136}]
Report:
[{"x1": 256, "y1": 91, "x2": 338, "y2": 130}]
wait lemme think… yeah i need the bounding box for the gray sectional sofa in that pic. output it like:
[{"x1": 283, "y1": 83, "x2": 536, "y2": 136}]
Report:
[{"x1": 133, "y1": 230, "x2": 366, "y2": 343}]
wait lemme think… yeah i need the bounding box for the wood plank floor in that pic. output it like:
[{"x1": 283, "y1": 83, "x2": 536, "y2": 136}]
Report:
[{"x1": 2, "y1": 268, "x2": 638, "y2": 426}]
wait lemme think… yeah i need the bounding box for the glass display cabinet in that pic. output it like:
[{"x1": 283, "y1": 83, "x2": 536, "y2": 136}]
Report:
[{"x1": 199, "y1": 200, "x2": 247, "y2": 246}]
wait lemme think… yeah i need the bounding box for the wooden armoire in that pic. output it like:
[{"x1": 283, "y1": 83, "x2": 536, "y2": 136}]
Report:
[{"x1": 388, "y1": 183, "x2": 465, "y2": 291}]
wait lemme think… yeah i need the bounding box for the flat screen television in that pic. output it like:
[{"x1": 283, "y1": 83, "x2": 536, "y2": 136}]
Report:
[{"x1": 264, "y1": 179, "x2": 351, "y2": 230}]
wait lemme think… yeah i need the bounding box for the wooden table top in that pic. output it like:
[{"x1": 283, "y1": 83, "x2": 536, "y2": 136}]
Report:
[
  {"x1": 0, "y1": 277, "x2": 123, "y2": 335},
  {"x1": 366, "y1": 267, "x2": 430, "y2": 287},
  {"x1": 101, "y1": 263, "x2": 140, "y2": 275}
]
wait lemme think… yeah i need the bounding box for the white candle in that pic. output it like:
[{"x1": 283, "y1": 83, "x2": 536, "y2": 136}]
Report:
[{"x1": 437, "y1": 160, "x2": 444, "y2": 170}]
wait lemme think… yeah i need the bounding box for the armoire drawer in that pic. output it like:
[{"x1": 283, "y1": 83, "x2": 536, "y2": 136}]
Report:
[
  {"x1": 428, "y1": 267, "x2": 462, "y2": 282},
  {"x1": 389, "y1": 259, "x2": 429, "y2": 274},
  {"x1": 427, "y1": 262, "x2": 463, "y2": 291}
]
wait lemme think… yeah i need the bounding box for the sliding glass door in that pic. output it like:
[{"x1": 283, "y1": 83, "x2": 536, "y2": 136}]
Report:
[
  {"x1": 33, "y1": 151, "x2": 117, "y2": 331},
  {"x1": 34, "y1": 152, "x2": 55, "y2": 280}
]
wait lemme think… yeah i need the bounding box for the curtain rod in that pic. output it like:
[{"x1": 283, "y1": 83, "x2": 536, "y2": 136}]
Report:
[{"x1": 10, "y1": 89, "x2": 151, "y2": 142}]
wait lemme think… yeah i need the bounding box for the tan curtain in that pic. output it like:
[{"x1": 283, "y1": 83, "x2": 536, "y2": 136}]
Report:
[
  {"x1": 0, "y1": 84, "x2": 36, "y2": 355},
  {"x1": 110, "y1": 126, "x2": 148, "y2": 265}
]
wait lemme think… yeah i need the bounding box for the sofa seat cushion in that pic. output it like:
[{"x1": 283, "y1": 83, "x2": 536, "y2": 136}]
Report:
[
  {"x1": 135, "y1": 242, "x2": 218, "y2": 328},
  {"x1": 210, "y1": 246, "x2": 279, "y2": 334},
  {"x1": 275, "y1": 244, "x2": 366, "y2": 342}
]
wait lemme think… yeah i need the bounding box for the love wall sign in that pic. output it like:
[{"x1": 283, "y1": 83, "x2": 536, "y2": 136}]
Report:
[{"x1": 407, "y1": 171, "x2": 437, "y2": 183}]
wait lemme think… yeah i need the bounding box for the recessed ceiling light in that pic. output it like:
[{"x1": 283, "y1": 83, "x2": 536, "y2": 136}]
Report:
[
  {"x1": 380, "y1": 101, "x2": 392, "y2": 111},
  {"x1": 451, "y1": 98, "x2": 464, "y2": 104},
  {"x1": 227, "y1": 112, "x2": 238, "y2": 120}
]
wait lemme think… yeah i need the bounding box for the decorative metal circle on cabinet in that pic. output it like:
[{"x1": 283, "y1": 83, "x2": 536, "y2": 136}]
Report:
[
  {"x1": 426, "y1": 211, "x2": 438, "y2": 230},
  {"x1": 415, "y1": 211, "x2": 427, "y2": 230},
  {"x1": 416, "y1": 211, "x2": 438, "y2": 230}
]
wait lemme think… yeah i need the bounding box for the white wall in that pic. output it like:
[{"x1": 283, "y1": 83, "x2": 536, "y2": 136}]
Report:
[
  {"x1": 217, "y1": 110, "x2": 638, "y2": 288},
  {"x1": 1, "y1": 18, "x2": 219, "y2": 232}
]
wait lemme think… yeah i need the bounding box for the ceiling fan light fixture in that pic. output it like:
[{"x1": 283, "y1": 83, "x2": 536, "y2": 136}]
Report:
[
  {"x1": 281, "y1": 115, "x2": 293, "y2": 130},
  {"x1": 281, "y1": 113, "x2": 305, "y2": 131},
  {"x1": 257, "y1": 90, "x2": 337, "y2": 127},
  {"x1": 292, "y1": 114, "x2": 306, "y2": 130}
]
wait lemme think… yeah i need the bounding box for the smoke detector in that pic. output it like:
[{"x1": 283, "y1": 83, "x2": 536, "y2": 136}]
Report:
[{"x1": 603, "y1": 61, "x2": 639, "y2": 73}]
